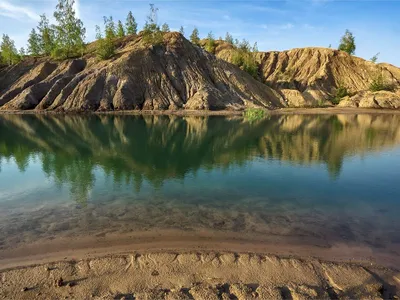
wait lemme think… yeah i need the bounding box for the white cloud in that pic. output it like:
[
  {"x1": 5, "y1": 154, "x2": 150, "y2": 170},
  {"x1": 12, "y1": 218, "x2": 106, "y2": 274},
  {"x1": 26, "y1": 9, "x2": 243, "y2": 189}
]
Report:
[{"x1": 0, "y1": 0, "x2": 40, "y2": 21}]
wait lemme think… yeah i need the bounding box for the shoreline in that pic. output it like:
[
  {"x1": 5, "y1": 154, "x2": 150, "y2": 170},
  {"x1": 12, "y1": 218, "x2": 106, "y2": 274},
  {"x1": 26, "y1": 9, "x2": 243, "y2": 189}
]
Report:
[
  {"x1": 0, "y1": 248, "x2": 399, "y2": 299},
  {"x1": 1, "y1": 229, "x2": 400, "y2": 271},
  {"x1": 0, "y1": 107, "x2": 400, "y2": 116}
]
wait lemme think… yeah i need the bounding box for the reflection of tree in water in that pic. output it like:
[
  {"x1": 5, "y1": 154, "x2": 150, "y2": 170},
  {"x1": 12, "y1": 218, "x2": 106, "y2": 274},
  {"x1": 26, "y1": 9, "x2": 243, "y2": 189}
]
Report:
[{"x1": 0, "y1": 113, "x2": 399, "y2": 204}]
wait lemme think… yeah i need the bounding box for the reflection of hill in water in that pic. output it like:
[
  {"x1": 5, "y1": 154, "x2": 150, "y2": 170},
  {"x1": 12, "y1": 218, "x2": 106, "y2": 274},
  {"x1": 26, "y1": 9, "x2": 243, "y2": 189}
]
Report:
[{"x1": 1, "y1": 114, "x2": 400, "y2": 202}]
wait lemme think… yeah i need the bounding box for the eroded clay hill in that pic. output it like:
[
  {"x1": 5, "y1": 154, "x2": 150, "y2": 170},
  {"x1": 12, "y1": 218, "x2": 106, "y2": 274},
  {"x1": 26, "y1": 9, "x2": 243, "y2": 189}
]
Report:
[
  {"x1": 1, "y1": 33, "x2": 400, "y2": 111},
  {"x1": 213, "y1": 41, "x2": 400, "y2": 108},
  {"x1": 0, "y1": 32, "x2": 284, "y2": 112}
]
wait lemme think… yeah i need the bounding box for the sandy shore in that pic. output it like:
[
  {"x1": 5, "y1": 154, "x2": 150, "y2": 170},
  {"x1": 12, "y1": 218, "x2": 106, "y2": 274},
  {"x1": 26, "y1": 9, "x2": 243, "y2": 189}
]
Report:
[
  {"x1": 1, "y1": 250, "x2": 399, "y2": 300},
  {"x1": 0, "y1": 107, "x2": 400, "y2": 116},
  {"x1": 1, "y1": 231, "x2": 400, "y2": 299}
]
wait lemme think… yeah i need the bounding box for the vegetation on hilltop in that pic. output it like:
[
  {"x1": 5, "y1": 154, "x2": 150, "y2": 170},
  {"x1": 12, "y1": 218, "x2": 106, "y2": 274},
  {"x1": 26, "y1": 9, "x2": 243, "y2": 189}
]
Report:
[{"x1": 338, "y1": 29, "x2": 356, "y2": 55}]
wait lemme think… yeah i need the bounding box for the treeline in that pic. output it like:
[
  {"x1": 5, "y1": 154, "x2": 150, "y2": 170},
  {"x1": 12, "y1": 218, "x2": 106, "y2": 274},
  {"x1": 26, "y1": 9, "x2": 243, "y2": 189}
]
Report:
[{"x1": 0, "y1": 0, "x2": 85, "y2": 64}]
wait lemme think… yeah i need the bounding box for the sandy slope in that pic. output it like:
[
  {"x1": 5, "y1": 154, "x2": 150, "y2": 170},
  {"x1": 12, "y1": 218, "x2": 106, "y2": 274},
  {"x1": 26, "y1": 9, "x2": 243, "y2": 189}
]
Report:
[{"x1": 0, "y1": 251, "x2": 399, "y2": 300}]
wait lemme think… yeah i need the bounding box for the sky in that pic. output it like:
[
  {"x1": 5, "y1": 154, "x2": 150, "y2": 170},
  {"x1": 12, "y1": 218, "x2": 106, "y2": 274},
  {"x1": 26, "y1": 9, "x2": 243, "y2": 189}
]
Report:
[{"x1": 0, "y1": 0, "x2": 399, "y2": 66}]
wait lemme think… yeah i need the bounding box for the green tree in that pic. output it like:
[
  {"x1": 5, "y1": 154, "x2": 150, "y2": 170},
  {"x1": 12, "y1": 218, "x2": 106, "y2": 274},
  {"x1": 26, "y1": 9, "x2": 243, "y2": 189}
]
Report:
[
  {"x1": 161, "y1": 23, "x2": 170, "y2": 33},
  {"x1": 95, "y1": 24, "x2": 115, "y2": 60},
  {"x1": 238, "y1": 39, "x2": 250, "y2": 52},
  {"x1": 125, "y1": 11, "x2": 137, "y2": 35},
  {"x1": 179, "y1": 26, "x2": 184, "y2": 35},
  {"x1": 53, "y1": 0, "x2": 86, "y2": 59},
  {"x1": 117, "y1": 20, "x2": 125, "y2": 38},
  {"x1": 0, "y1": 34, "x2": 18, "y2": 65},
  {"x1": 27, "y1": 28, "x2": 41, "y2": 56},
  {"x1": 37, "y1": 14, "x2": 55, "y2": 55},
  {"x1": 190, "y1": 27, "x2": 200, "y2": 44},
  {"x1": 252, "y1": 42, "x2": 258, "y2": 52},
  {"x1": 205, "y1": 31, "x2": 216, "y2": 53},
  {"x1": 224, "y1": 32, "x2": 233, "y2": 44},
  {"x1": 370, "y1": 52, "x2": 380, "y2": 63},
  {"x1": 142, "y1": 4, "x2": 163, "y2": 46},
  {"x1": 231, "y1": 50, "x2": 258, "y2": 78},
  {"x1": 103, "y1": 16, "x2": 116, "y2": 39},
  {"x1": 338, "y1": 29, "x2": 356, "y2": 55}
]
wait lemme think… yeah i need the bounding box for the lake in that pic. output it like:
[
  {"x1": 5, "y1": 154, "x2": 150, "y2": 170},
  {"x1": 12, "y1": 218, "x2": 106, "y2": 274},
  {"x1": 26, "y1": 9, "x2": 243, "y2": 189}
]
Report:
[{"x1": 0, "y1": 113, "x2": 400, "y2": 266}]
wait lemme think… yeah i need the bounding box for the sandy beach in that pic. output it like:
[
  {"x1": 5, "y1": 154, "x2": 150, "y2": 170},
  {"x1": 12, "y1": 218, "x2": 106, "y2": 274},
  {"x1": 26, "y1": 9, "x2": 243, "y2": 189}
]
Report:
[
  {"x1": 1, "y1": 249, "x2": 399, "y2": 300},
  {"x1": 1, "y1": 229, "x2": 400, "y2": 299}
]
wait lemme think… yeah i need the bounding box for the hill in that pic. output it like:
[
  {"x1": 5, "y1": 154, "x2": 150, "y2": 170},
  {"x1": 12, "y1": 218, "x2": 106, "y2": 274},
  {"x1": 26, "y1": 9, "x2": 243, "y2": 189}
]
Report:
[
  {"x1": 211, "y1": 40, "x2": 400, "y2": 108},
  {"x1": 0, "y1": 33, "x2": 283, "y2": 112},
  {"x1": 0, "y1": 33, "x2": 400, "y2": 111}
]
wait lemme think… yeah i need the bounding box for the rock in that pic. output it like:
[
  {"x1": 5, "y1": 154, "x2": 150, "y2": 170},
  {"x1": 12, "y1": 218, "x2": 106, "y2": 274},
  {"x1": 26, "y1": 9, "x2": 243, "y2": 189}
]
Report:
[
  {"x1": 21, "y1": 287, "x2": 28, "y2": 292},
  {"x1": 338, "y1": 90, "x2": 400, "y2": 108},
  {"x1": 151, "y1": 270, "x2": 160, "y2": 276}
]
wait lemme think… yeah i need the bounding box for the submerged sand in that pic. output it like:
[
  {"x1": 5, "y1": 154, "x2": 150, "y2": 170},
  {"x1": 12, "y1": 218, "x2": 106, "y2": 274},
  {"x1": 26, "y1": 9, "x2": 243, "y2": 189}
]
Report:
[{"x1": 0, "y1": 250, "x2": 399, "y2": 300}]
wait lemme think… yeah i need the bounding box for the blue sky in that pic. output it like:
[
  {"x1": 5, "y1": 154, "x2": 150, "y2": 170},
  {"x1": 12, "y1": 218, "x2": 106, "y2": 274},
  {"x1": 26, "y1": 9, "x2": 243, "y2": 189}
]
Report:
[{"x1": 1, "y1": 0, "x2": 399, "y2": 66}]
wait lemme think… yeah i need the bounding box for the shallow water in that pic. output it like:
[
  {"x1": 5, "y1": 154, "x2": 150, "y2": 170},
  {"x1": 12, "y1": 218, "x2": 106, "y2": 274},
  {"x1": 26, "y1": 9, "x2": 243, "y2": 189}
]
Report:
[{"x1": 0, "y1": 114, "x2": 400, "y2": 261}]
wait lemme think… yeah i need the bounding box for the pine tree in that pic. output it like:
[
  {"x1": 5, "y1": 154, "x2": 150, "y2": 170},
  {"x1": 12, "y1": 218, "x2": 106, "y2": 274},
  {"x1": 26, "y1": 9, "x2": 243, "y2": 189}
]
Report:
[
  {"x1": 125, "y1": 11, "x2": 137, "y2": 35},
  {"x1": 27, "y1": 28, "x2": 41, "y2": 56},
  {"x1": 95, "y1": 25, "x2": 102, "y2": 40},
  {"x1": 142, "y1": 4, "x2": 163, "y2": 46},
  {"x1": 95, "y1": 24, "x2": 115, "y2": 60},
  {"x1": 0, "y1": 34, "x2": 18, "y2": 65},
  {"x1": 37, "y1": 14, "x2": 55, "y2": 55},
  {"x1": 338, "y1": 29, "x2": 356, "y2": 55},
  {"x1": 190, "y1": 27, "x2": 200, "y2": 45},
  {"x1": 252, "y1": 42, "x2": 258, "y2": 52},
  {"x1": 238, "y1": 39, "x2": 250, "y2": 52},
  {"x1": 205, "y1": 31, "x2": 216, "y2": 53},
  {"x1": 161, "y1": 23, "x2": 170, "y2": 33},
  {"x1": 53, "y1": 0, "x2": 86, "y2": 58},
  {"x1": 179, "y1": 26, "x2": 184, "y2": 36},
  {"x1": 117, "y1": 20, "x2": 125, "y2": 38},
  {"x1": 224, "y1": 32, "x2": 233, "y2": 44},
  {"x1": 103, "y1": 16, "x2": 116, "y2": 39}
]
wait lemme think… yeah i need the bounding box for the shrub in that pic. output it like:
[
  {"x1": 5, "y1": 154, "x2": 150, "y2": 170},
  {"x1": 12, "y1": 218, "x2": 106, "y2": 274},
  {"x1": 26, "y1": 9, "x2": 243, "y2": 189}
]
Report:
[
  {"x1": 331, "y1": 84, "x2": 349, "y2": 104},
  {"x1": 51, "y1": 46, "x2": 68, "y2": 60},
  {"x1": 142, "y1": 26, "x2": 163, "y2": 46},
  {"x1": 204, "y1": 31, "x2": 216, "y2": 53},
  {"x1": 232, "y1": 50, "x2": 258, "y2": 78},
  {"x1": 369, "y1": 73, "x2": 394, "y2": 92},
  {"x1": 244, "y1": 108, "x2": 265, "y2": 121},
  {"x1": 96, "y1": 38, "x2": 115, "y2": 60}
]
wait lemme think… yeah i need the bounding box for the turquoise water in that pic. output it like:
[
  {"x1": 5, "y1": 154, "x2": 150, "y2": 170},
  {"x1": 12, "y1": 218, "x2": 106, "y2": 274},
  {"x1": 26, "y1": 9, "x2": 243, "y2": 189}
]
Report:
[{"x1": 0, "y1": 114, "x2": 399, "y2": 255}]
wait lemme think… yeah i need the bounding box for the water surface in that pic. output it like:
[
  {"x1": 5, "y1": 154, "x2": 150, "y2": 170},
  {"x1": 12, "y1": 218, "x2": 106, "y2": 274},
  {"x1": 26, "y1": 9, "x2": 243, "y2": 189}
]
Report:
[{"x1": 0, "y1": 114, "x2": 400, "y2": 263}]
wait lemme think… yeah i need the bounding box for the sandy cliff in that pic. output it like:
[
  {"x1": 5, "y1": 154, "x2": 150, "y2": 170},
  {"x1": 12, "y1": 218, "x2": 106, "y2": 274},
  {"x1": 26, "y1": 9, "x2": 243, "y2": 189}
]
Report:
[
  {"x1": 0, "y1": 33, "x2": 284, "y2": 112},
  {"x1": 1, "y1": 33, "x2": 400, "y2": 111}
]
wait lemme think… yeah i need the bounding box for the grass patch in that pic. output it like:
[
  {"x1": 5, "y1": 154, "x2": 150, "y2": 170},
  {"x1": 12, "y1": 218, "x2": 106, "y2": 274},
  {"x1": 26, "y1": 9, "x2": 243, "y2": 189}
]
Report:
[{"x1": 244, "y1": 108, "x2": 265, "y2": 121}]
